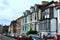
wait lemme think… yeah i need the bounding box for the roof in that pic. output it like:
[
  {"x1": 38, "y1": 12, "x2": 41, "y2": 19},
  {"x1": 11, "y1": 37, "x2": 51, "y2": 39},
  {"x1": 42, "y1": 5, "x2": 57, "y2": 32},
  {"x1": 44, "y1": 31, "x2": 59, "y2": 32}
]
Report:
[
  {"x1": 55, "y1": 2, "x2": 60, "y2": 6},
  {"x1": 15, "y1": 1, "x2": 59, "y2": 20},
  {"x1": 41, "y1": 1, "x2": 58, "y2": 12},
  {"x1": 43, "y1": 1, "x2": 57, "y2": 7},
  {"x1": 10, "y1": 20, "x2": 17, "y2": 25},
  {"x1": 35, "y1": 4, "x2": 43, "y2": 9}
]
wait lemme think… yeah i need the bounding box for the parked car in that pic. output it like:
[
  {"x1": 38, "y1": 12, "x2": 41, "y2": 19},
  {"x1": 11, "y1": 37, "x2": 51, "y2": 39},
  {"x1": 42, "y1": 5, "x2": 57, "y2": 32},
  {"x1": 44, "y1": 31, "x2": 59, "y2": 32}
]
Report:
[
  {"x1": 53, "y1": 34, "x2": 60, "y2": 40},
  {"x1": 46, "y1": 34, "x2": 60, "y2": 40},
  {"x1": 28, "y1": 34, "x2": 40, "y2": 40},
  {"x1": 2, "y1": 33, "x2": 7, "y2": 36},
  {"x1": 17, "y1": 33, "x2": 28, "y2": 40},
  {"x1": 7, "y1": 33, "x2": 10, "y2": 37},
  {"x1": 14, "y1": 34, "x2": 18, "y2": 39},
  {"x1": 9, "y1": 33, "x2": 15, "y2": 38}
]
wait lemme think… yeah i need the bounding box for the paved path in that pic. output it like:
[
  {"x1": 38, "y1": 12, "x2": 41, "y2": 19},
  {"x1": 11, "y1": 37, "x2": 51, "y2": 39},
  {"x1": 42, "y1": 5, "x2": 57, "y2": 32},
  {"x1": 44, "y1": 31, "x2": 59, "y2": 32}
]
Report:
[{"x1": 0, "y1": 34, "x2": 17, "y2": 40}]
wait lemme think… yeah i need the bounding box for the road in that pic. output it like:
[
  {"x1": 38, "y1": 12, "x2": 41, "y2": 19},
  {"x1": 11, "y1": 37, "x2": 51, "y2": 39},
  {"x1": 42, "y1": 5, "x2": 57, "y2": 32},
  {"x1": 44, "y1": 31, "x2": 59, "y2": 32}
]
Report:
[{"x1": 0, "y1": 34, "x2": 17, "y2": 40}]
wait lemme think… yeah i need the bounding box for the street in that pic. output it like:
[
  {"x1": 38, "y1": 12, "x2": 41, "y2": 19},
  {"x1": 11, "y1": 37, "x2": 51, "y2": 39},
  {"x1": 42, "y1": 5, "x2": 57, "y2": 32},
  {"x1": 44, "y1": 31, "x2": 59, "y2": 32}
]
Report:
[{"x1": 0, "y1": 34, "x2": 17, "y2": 40}]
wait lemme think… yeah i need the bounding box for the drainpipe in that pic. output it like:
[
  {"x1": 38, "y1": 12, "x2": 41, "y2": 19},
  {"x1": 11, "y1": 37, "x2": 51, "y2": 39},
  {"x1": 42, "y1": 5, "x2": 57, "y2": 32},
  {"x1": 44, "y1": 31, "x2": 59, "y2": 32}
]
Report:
[
  {"x1": 56, "y1": 18, "x2": 58, "y2": 34},
  {"x1": 49, "y1": 18, "x2": 51, "y2": 35}
]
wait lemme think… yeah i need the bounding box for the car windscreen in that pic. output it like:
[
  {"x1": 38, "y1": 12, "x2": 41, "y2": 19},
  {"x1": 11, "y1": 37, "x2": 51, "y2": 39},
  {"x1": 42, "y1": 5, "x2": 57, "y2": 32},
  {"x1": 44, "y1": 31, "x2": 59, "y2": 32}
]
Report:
[
  {"x1": 46, "y1": 35, "x2": 54, "y2": 39},
  {"x1": 20, "y1": 34, "x2": 26, "y2": 36},
  {"x1": 31, "y1": 36, "x2": 40, "y2": 40}
]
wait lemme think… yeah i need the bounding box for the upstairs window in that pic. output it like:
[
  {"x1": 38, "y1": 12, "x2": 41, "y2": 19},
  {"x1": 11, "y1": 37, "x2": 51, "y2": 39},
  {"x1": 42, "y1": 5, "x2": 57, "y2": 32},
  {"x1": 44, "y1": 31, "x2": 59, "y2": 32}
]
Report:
[
  {"x1": 30, "y1": 14, "x2": 32, "y2": 21},
  {"x1": 41, "y1": 12, "x2": 45, "y2": 19},
  {"x1": 30, "y1": 7, "x2": 35, "y2": 13},
  {"x1": 49, "y1": 7, "x2": 54, "y2": 18},
  {"x1": 35, "y1": 13, "x2": 37, "y2": 20},
  {"x1": 35, "y1": 24, "x2": 36, "y2": 30}
]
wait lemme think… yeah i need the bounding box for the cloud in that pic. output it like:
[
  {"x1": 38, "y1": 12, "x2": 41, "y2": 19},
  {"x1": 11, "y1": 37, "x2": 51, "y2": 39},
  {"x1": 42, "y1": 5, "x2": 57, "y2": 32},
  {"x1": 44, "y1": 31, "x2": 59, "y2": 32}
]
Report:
[
  {"x1": 0, "y1": 5, "x2": 23, "y2": 25},
  {"x1": 0, "y1": 0, "x2": 58, "y2": 25},
  {"x1": 0, "y1": 0, "x2": 9, "y2": 11},
  {"x1": 3, "y1": 0, "x2": 9, "y2": 5},
  {"x1": 0, "y1": 17, "x2": 10, "y2": 25}
]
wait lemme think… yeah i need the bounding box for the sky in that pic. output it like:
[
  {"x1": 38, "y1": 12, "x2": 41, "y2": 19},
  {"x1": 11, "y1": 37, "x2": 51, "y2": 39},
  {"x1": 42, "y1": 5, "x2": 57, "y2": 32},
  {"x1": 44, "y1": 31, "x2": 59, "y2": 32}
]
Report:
[{"x1": 0, "y1": 0, "x2": 58, "y2": 25}]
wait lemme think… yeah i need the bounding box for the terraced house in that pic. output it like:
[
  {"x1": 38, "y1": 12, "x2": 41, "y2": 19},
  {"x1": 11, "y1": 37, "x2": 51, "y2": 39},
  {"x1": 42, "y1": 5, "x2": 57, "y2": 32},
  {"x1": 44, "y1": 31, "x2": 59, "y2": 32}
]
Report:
[
  {"x1": 29, "y1": 4, "x2": 41, "y2": 31},
  {"x1": 16, "y1": 18, "x2": 21, "y2": 34},
  {"x1": 23, "y1": 11, "x2": 29, "y2": 33},
  {"x1": 20, "y1": 16, "x2": 24, "y2": 34},
  {"x1": 9, "y1": 1, "x2": 60, "y2": 36},
  {"x1": 9, "y1": 20, "x2": 17, "y2": 33},
  {"x1": 39, "y1": 1, "x2": 60, "y2": 37}
]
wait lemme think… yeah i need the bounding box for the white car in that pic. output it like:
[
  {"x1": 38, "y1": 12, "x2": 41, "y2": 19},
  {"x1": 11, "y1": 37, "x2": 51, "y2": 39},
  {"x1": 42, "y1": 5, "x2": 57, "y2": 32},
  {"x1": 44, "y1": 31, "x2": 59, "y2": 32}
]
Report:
[{"x1": 9, "y1": 33, "x2": 14, "y2": 37}]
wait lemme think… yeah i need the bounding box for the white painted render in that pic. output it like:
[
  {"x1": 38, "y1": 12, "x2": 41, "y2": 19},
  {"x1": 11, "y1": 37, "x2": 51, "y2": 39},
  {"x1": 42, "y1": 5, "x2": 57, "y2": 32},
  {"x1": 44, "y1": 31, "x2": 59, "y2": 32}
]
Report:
[
  {"x1": 27, "y1": 15, "x2": 31, "y2": 23},
  {"x1": 58, "y1": 23, "x2": 60, "y2": 34},
  {"x1": 57, "y1": 9, "x2": 60, "y2": 34},
  {"x1": 50, "y1": 19, "x2": 56, "y2": 34},
  {"x1": 54, "y1": 7, "x2": 57, "y2": 17},
  {"x1": 38, "y1": 9, "x2": 41, "y2": 20}
]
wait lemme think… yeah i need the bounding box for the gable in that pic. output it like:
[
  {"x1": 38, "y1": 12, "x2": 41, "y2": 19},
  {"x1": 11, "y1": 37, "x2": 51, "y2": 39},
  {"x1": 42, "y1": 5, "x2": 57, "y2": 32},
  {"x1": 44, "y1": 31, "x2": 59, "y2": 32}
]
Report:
[{"x1": 48, "y1": 3, "x2": 56, "y2": 7}]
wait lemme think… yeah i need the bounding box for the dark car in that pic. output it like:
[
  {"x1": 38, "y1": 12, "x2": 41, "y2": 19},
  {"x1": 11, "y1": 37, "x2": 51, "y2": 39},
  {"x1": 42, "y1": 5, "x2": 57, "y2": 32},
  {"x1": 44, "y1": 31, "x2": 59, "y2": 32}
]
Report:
[
  {"x1": 28, "y1": 34, "x2": 40, "y2": 40},
  {"x1": 2, "y1": 33, "x2": 7, "y2": 36}
]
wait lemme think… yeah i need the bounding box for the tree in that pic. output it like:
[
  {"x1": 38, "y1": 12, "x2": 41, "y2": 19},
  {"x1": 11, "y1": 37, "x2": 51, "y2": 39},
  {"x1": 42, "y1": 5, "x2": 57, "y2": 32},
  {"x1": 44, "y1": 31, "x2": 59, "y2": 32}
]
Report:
[
  {"x1": 26, "y1": 30, "x2": 38, "y2": 35},
  {"x1": 3, "y1": 25, "x2": 9, "y2": 33}
]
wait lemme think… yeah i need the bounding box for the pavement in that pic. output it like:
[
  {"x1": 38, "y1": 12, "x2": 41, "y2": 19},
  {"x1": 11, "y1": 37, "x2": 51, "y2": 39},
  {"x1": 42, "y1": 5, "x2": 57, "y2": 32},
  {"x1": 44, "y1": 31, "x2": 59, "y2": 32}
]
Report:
[{"x1": 0, "y1": 34, "x2": 17, "y2": 40}]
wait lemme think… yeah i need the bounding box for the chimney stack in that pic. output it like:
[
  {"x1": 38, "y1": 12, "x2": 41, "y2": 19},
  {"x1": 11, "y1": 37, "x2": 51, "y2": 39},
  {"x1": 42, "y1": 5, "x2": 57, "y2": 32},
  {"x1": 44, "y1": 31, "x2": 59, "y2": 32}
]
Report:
[{"x1": 42, "y1": 1, "x2": 49, "y2": 5}]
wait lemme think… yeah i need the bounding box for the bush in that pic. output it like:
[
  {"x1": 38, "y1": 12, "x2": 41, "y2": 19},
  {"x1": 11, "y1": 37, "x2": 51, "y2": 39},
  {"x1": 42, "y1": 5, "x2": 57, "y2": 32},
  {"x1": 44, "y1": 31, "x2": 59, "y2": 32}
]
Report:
[{"x1": 26, "y1": 30, "x2": 38, "y2": 35}]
